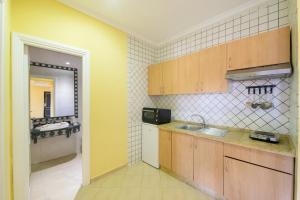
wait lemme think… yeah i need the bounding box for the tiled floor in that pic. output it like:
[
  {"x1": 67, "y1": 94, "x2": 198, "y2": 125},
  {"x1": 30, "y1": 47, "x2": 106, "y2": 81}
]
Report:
[
  {"x1": 75, "y1": 162, "x2": 214, "y2": 200},
  {"x1": 30, "y1": 154, "x2": 82, "y2": 200}
]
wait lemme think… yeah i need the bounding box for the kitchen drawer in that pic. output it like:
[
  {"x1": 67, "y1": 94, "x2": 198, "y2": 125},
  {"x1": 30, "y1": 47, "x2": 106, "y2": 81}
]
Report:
[
  {"x1": 224, "y1": 144, "x2": 294, "y2": 174},
  {"x1": 224, "y1": 157, "x2": 293, "y2": 200}
]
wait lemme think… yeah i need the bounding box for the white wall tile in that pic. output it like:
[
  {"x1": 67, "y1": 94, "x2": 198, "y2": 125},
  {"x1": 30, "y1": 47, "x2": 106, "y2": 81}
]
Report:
[
  {"x1": 128, "y1": 0, "x2": 293, "y2": 165},
  {"x1": 153, "y1": 0, "x2": 290, "y2": 134},
  {"x1": 127, "y1": 36, "x2": 156, "y2": 165}
]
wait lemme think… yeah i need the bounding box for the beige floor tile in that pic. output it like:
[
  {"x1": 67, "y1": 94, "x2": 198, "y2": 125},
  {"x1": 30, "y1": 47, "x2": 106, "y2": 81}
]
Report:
[
  {"x1": 75, "y1": 187, "x2": 99, "y2": 200},
  {"x1": 141, "y1": 174, "x2": 161, "y2": 188},
  {"x1": 184, "y1": 187, "x2": 215, "y2": 200},
  {"x1": 121, "y1": 174, "x2": 143, "y2": 187},
  {"x1": 126, "y1": 164, "x2": 145, "y2": 176},
  {"x1": 117, "y1": 187, "x2": 141, "y2": 200},
  {"x1": 160, "y1": 173, "x2": 188, "y2": 189},
  {"x1": 99, "y1": 174, "x2": 125, "y2": 188},
  {"x1": 143, "y1": 164, "x2": 160, "y2": 175},
  {"x1": 93, "y1": 188, "x2": 120, "y2": 200},
  {"x1": 113, "y1": 166, "x2": 129, "y2": 175},
  {"x1": 75, "y1": 161, "x2": 216, "y2": 200},
  {"x1": 161, "y1": 188, "x2": 186, "y2": 200},
  {"x1": 140, "y1": 187, "x2": 162, "y2": 200}
]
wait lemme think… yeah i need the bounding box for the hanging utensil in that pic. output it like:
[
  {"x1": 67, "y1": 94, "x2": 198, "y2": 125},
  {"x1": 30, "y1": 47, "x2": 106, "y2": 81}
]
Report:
[
  {"x1": 251, "y1": 87, "x2": 259, "y2": 109},
  {"x1": 260, "y1": 86, "x2": 273, "y2": 110},
  {"x1": 245, "y1": 87, "x2": 253, "y2": 108}
]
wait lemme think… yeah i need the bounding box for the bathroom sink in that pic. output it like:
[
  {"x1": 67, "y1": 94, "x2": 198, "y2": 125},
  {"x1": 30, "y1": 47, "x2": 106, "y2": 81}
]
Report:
[
  {"x1": 176, "y1": 124, "x2": 203, "y2": 131},
  {"x1": 197, "y1": 127, "x2": 227, "y2": 137}
]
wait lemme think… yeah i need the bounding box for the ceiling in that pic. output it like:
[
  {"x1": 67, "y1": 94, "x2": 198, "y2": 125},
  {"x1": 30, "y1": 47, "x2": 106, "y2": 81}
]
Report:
[
  {"x1": 58, "y1": 0, "x2": 262, "y2": 44},
  {"x1": 29, "y1": 46, "x2": 82, "y2": 69}
]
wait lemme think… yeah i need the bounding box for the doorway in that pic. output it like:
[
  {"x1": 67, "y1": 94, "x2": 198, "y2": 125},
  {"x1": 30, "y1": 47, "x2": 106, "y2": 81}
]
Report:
[
  {"x1": 0, "y1": 1, "x2": 6, "y2": 200},
  {"x1": 43, "y1": 91, "x2": 51, "y2": 118},
  {"x1": 28, "y1": 46, "x2": 83, "y2": 199},
  {"x1": 12, "y1": 33, "x2": 90, "y2": 200}
]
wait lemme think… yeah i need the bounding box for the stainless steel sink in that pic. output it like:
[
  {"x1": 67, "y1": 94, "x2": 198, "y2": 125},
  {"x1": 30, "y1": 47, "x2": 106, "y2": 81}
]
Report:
[
  {"x1": 197, "y1": 127, "x2": 227, "y2": 137},
  {"x1": 176, "y1": 124, "x2": 203, "y2": 131},
  {"x1": 176, "y1": 124, "x2": 227, "y2": 137}
]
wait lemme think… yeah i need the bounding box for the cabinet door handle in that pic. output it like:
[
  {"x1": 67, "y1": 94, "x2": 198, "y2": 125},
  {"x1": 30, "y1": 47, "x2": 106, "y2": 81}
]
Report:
[
  {"x1": 161, "y1": 86, "x2": 164, "y2": 94},
  {"x1": 224, "y1": 159, "x2": 228, "y2": 172},
  {"x1": 194, "y1": 144, "x2": 197, "y2": 149},
  {"x1": 200, "y1": 82, "x2": 204, "y2": 92},
  {"x1": 228, "y1": 57, "x2": 232, "y2": 68}
]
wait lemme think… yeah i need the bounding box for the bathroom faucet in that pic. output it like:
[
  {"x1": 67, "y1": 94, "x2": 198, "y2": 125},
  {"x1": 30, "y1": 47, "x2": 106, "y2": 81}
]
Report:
[{"x1": 190, "y1": 114, "x2": 206, "y2": 128}]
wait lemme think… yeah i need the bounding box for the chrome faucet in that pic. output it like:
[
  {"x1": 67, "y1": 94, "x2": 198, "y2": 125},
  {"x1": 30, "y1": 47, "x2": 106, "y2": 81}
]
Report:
[{"x1": 190, "y1": 114, "x2": 206, "y2": 128}]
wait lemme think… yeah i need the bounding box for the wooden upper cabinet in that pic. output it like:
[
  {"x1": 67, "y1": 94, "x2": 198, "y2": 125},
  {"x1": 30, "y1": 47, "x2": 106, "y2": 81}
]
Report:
[
  {"x1": 159, "y1": 129, "x2": 172, "y2": 170},
  {"x1": 194, "y1": 137, "x2": 224, "y2": 196},
  {"x1": 224, "y1": 157, "x2": 293, "y2": 200},
  {"x1": 227, "y1": 27, "x2": 290, "y2": 70},
  {"x1": 162, "y1": 60, "x2": 178, "y2": 95},
  {"x1": 259, "y1": 27, "x2": 290, "y2": 66},
  {"x1": 227, "y1": 35, "x2": 260, "y2": 70},
  {"x1": 200, "y1": 45, "x2": 228, "y2": 93},
  {"x1": 148, "y1": 27, "x2": 290, "y2": 95},
  {"x1": 172, "y1": 132, "x2": 194, "y2": 181},
  {"x1": 148, "y1": 63, "x2": 163, "y2": 95},
  {"x1": 176, "y1": 52, "x2": 201, "y2": 94}
]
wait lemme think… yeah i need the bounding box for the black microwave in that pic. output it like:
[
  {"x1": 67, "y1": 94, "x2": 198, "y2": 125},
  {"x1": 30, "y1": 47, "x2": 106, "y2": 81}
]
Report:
[{"x1": 142, "y1": 107, "x2": 171, "y2": 125}]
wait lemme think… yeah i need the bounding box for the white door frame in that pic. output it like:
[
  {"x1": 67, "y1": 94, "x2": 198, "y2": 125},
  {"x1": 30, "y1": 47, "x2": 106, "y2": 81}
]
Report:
[
  {"x1": 12, "y1": 32, "x2": 91, "y2": 200},
  {"x1": 0, "y1": 1, "x2": 6, "y2": 200}
]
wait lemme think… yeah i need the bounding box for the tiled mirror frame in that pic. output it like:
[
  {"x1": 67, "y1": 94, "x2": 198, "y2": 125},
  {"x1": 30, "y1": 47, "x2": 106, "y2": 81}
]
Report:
[{"x1": 30, "y1": 61, "x2": 79, "y2": 118}]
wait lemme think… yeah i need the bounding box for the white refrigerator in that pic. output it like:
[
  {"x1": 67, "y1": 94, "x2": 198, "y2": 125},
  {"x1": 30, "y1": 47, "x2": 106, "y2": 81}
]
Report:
[{"x1": 142, "y1": 123, "x2": 159, "y2": 168}]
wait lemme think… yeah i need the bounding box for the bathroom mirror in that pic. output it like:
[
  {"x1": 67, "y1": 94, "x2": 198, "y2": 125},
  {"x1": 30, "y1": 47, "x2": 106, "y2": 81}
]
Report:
[{"x1": 30, "y1": 62, "x2": 78, "y2": 118}]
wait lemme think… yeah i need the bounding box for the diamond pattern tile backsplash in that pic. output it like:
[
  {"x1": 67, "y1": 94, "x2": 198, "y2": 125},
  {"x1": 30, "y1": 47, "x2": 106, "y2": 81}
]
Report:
[
  {"x1": 127, "y1": 0, "x2": 293, "y2": 165},
  {"x1": 152, "y1": 78, "x2": 290, "y2": 134}
]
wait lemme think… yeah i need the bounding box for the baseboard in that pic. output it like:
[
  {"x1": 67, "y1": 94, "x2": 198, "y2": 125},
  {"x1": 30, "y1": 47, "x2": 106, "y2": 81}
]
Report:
[{"x1": 90, "y1": 164, "x2": 128, "y2": 183}]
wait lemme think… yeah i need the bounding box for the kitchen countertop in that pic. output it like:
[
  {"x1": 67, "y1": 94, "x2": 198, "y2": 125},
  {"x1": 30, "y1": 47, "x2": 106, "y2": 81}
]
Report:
[{"x1": 159, "y1": 121, "x2": 295, "y2": 158}]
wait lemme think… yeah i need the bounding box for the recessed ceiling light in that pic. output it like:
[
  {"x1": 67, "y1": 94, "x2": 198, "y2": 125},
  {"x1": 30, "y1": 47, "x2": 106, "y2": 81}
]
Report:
[{"x1": 66, "y1": 62, "x2": 70, "y2": 65}]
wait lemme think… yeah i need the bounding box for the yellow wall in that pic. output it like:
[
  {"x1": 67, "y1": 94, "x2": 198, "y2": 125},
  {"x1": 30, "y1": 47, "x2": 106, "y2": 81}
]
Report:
[
  {"x1": 4, "y1": 0, "x2": 12, "y2": 199},
  {"x1": 8, "y1": 0, "x2": 128, "y2": 197},
  {"x1": 30, "y1": 78, "x2": 55, "y2": 118}
]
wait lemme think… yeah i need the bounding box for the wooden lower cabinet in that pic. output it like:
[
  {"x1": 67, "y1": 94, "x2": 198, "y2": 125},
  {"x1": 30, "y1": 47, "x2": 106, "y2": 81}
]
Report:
[
  {"x1": 159, "y1": 129, "x2": 294, "y2": 199},
  {"x1": 159, "y1": 130, "x2": 172, "y2": 170},
  {"x1": 224, "y1": 157, "x2": 293, "y2": 200},
  {"x1": 171, "y1": 132, "x2": 194, "y2": 181},
  {"x1": 193, "y1": 138, "x2": 223, "y2": 196},
  {"x1": 224, "y1": 144, "x2": 294, "y2": 174}
]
